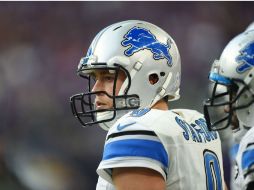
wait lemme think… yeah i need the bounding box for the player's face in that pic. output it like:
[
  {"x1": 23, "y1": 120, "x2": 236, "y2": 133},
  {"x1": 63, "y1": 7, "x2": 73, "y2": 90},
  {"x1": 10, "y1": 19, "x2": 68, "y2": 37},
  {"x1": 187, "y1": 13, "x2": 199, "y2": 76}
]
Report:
[
  {"x1": 223, "y1": 105, "x2": 239, "y2": 130},
  {"x1": 223, "y1": 87, "x2": 239, "y2": 130},
  {"x1": 91, "y1": 69, "x2": 126, "y2": 110}
]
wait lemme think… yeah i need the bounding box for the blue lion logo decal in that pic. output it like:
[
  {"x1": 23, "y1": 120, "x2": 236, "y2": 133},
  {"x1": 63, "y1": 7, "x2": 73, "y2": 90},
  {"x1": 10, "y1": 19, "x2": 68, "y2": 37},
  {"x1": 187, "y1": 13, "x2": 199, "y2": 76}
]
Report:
[
  {"x1": 121, "y1": 27, "x2": 172, "y2": 66},
  {"x1": 236, "y1": 41, "x2": 254, "y2": 73}
]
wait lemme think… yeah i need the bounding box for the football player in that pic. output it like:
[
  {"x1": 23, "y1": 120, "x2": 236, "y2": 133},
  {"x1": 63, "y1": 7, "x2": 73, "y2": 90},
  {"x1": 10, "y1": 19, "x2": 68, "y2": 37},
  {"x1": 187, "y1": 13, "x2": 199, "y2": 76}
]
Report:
[
  {"x1": 71, "y1": 20, "x2": 226, "y2": 190},
  {"x1": 203, "y1": 27, "x2": 254, "y2": 190}
]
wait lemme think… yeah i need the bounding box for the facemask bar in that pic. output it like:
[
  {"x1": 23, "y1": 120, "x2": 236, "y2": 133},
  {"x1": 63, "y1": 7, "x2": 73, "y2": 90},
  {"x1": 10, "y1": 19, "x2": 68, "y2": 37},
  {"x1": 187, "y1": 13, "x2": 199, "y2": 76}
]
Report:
[
  {"x1": 204, "y1": 82, "x2": 234, "y2": 131},
  {"x1": 70, "y1": 91, "x2": 116, "y2": 126},
  {"x1": 204, "y1": 76, "x2": 254, "y2": 131},
  {"x1": 70, "y1": 63, "x2": 140, "y2": 127}
]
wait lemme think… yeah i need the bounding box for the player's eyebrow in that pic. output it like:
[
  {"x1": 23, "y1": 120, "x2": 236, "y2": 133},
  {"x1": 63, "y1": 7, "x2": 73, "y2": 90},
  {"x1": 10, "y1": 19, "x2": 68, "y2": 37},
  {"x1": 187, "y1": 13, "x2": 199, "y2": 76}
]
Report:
[{"x1": 90, "y1": 70, "x2": 115, "y2": 78}]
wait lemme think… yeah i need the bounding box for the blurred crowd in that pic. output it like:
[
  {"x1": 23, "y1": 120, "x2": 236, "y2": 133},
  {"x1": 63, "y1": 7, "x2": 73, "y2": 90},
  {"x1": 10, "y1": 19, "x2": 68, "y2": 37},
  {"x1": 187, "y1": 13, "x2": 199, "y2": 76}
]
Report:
[{"x1": 0, "y1": 2, "x2": 254, "y2": 190}]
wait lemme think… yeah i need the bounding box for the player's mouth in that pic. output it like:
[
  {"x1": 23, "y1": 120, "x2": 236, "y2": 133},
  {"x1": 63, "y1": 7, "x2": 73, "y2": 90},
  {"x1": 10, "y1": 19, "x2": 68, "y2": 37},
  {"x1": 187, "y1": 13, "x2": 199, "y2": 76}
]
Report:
[{"x1": 95, "y1": 101, "x2": 108, "y2": 110}]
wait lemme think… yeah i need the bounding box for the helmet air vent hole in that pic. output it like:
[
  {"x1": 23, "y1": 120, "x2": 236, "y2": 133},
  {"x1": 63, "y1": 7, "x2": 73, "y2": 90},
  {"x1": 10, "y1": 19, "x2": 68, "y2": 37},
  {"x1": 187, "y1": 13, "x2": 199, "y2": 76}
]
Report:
[
  {"x1": 160, "y1": 72, "x2": 165, "y2": 77},
  {"x1": 149, "y1": 73, "x2": 159, "y2": 85}
]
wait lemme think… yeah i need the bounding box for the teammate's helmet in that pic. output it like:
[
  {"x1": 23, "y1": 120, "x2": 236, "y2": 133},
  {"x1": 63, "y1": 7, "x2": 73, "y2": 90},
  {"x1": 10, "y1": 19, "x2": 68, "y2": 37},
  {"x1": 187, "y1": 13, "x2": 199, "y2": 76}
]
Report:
[
  {"x1": 204, "y1": 30, "x2": 254, "y2": 130},
  {"x1": 70, "y1": 20, "x2": 181, "y2": 130}
]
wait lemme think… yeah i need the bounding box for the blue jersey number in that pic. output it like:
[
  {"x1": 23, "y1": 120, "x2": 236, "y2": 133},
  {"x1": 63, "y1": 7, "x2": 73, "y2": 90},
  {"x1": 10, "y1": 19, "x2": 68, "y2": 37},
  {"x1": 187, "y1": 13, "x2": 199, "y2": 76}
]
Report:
[{"x1": 203, "y1": 150, "x2": 223, "y2": 190}]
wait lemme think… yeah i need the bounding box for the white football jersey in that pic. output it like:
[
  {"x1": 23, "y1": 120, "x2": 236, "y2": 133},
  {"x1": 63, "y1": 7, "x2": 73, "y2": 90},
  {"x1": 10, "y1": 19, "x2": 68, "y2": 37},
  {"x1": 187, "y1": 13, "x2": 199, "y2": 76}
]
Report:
[
  {"x1": 96, "y1": 108, "x2": 225, "y2": 190},
  {"x1": 231, "y1": 127, "x2": 254, "y2": 190},
  {"x1": 96, "y1": 177, "x2": 115, "y2": 190}
]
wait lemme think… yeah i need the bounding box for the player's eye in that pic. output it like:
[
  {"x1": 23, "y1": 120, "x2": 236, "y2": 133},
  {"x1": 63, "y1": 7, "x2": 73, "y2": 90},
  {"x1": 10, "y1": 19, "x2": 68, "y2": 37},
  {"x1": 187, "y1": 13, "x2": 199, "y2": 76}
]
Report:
[{"x1": 103, "y1": 75, "x2": 115, "y2": 82}]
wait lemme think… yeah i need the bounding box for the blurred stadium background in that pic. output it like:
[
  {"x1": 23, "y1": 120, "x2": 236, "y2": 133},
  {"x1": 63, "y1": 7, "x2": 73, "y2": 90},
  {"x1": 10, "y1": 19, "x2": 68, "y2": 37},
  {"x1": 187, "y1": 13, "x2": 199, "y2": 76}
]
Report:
[{"x1": 0, "y1": 2, "x2": 254, "y2": 190}]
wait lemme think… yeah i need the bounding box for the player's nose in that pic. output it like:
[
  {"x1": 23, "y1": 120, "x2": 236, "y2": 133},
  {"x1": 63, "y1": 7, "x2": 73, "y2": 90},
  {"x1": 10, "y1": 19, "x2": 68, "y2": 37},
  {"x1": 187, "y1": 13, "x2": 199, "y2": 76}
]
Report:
[{"x1": 91, "y1": 80, "x2": 104, "y2": 94}]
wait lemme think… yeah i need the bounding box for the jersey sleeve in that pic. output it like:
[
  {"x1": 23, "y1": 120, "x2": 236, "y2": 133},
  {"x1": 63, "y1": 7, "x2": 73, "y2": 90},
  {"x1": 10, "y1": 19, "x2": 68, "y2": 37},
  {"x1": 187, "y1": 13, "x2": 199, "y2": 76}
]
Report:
[
  {"x1": 96, "y1": 177, "x2": 115, "y2": 190},
  {"x1": 96, "y1": 117, "x2": 169, "y2": 184}
]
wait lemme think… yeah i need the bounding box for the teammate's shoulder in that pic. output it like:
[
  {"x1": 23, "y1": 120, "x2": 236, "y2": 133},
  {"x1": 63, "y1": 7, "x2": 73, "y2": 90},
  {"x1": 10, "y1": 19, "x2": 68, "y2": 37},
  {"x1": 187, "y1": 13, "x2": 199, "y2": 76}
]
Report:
[
  {"x1": 238, "y1": 127, "x2": 254, "y2": 186},
  {"x1": 244, "y1": 127, "x2": 254, "y2": 138},
  {"x1": 240, "y1": 127, "x2": 254, "y2": 147}
]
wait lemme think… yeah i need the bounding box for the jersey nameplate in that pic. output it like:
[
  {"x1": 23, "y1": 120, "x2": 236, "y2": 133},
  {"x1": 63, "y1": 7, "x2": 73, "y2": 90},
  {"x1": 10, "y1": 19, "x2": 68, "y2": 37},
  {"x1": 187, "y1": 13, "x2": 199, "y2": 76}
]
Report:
[{"x1": 175, "y1": 116, "x2": 218, "y2": 143}]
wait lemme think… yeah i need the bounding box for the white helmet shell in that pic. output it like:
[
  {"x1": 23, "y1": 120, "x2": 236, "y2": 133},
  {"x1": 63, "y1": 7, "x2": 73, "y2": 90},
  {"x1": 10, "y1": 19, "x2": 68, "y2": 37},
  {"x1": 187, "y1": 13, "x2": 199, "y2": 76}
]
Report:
[
  {"x1": 245, "y1": 21, "x2": 254, "y2": 32},
  {"x1": 82, "y1": 20, "x2": 181, "y2": 105}
]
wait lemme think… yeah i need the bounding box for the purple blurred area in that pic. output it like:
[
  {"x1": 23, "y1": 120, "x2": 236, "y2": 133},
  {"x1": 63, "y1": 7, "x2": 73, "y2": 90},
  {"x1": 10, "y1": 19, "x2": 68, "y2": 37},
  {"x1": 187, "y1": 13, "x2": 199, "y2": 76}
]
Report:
[{"x1": 0, "y1": 2, "x2": 253, "y2": 189}]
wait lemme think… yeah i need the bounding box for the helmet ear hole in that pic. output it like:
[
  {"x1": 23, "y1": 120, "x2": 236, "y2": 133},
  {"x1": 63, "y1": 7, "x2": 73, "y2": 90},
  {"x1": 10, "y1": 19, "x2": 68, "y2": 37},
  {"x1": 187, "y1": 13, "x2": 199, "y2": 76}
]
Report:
[{"x1": 149, "y1": 73, "x2": 159, "y2": 85}]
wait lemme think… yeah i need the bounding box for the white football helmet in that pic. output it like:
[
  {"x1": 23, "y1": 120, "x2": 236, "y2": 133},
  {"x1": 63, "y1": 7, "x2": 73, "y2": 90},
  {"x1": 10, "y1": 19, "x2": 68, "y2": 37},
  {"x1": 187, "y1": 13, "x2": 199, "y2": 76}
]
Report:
[
  {"x1": 70, "y1": 20, "x2": 181, "y2": 130},
  {"x1": 204, "y1": 30, "x2": 254, "y2": 130},
  {"x1": 246, "y1": 21, "x2": 254, "y2": 32}
]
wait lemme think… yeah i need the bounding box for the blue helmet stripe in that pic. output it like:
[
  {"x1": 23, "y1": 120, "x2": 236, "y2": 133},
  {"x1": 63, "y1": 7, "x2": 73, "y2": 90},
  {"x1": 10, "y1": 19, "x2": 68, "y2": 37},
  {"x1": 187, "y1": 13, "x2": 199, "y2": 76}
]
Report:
[
  {"x1": 209, "y1": 72, "x2": 231, "y2": 85},
  {"x1": 103, "y1": 139, "x2": 169, "y2": 168}
]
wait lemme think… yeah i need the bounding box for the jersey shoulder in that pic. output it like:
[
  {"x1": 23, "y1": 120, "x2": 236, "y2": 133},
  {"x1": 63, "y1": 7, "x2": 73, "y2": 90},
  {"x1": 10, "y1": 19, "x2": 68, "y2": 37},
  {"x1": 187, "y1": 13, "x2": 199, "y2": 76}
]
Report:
[
  {"x1": 241, "y1": 127, "x2": 254, "y2": 144},
  {"x1": 238, "y1": 127, "x2": 254, "y2": 156},
  {"x1": 98, "y1": 108, "x2": 169, "y2": 184},
  {"x1": 109, "y1": 108, "x2": 178, "y2": 133},
  {"x1": 237, "y1": 127, "x2": 254, "y2": 188},
  {"x1": 171, "y1": 108, "x2": 204, "y2": 122},
  {"x1": 109, "y1": 108, "x2": 206, "y2": 134},
  {"x1": 239, "y1": 126, "x2": 254, "y2": 160},
  {"x1": 108, "y1": 108, "x2": 155, "y2": 135},
  {"x1": 108, "y1": 108, "x2": 211, "y2": 142}
]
